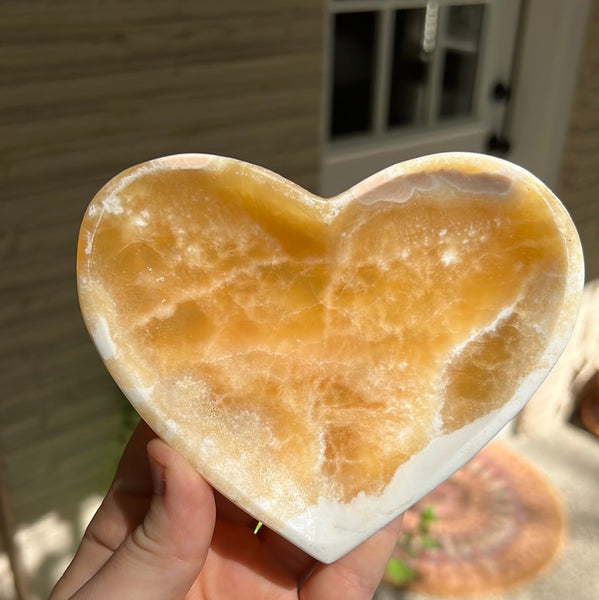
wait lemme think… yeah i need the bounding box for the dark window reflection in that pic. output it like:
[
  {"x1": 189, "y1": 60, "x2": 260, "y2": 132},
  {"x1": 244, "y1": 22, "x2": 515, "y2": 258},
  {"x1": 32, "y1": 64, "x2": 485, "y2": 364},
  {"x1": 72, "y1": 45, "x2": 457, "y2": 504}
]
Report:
[
  {"x1": 440, "y1": 4, "x2": 484, "y2": 119},
  {"x1": 388, "y1": 8, "x2": 430, "y2": 128},
  {"x1": 330, "y1": 12, "x2": 377, "y2": 138}
]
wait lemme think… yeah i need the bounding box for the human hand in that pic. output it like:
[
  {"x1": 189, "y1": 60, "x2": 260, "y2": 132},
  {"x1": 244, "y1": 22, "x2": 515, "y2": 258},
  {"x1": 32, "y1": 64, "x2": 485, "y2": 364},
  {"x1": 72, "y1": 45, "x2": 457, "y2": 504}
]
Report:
[{"x1": 50, "y1": 421, "x2": 403, "y2": 600}]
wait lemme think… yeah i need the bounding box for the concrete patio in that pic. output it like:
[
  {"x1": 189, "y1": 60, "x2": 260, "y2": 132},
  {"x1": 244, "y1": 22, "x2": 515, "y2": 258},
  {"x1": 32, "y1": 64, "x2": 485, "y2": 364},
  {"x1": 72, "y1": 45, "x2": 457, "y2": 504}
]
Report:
[{"x1": 375, "y1": 420, "x2": 599, "y2": 600}]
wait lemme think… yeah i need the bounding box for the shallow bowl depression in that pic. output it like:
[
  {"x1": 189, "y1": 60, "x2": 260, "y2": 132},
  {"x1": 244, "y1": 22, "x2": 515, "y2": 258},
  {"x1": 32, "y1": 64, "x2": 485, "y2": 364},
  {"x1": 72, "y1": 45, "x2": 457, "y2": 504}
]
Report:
[{"x1": 77, "y1": 152, "x2": 584, "y2": 562}]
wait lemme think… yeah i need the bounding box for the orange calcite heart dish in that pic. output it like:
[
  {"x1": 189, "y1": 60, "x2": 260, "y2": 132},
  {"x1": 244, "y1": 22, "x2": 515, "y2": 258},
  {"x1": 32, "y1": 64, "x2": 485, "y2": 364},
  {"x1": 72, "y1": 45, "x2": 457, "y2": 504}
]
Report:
[{"x1": 78, "y1": 153, "x2": 583, "y2": 562}]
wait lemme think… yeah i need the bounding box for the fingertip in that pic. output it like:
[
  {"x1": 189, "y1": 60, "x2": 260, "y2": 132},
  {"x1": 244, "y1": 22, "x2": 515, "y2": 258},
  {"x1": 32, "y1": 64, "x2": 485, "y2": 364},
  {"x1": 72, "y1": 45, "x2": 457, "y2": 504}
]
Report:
[
  {"x1": 101, "y1": 438, "x2": 217, "y2": 597},
  {"x1": 145, "y1": 436, "x2": 174, "y2": 469},
  {"x1": 146, "y1": 438, "x2": 216, "y2": 542}
]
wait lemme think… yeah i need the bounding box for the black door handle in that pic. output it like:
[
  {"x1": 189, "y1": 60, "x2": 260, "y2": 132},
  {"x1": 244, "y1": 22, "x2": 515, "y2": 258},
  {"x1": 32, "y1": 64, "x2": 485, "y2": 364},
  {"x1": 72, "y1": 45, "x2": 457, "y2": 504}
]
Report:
[
  {"x1": 491, "y1": 81, "x2": 512, "y2": 103},
  {"x1": 486, "y1": 133, "x2": 511, "y2": 156},
  {"x1": 487, "y1": 80, "x2": 513, "y2": 156}
]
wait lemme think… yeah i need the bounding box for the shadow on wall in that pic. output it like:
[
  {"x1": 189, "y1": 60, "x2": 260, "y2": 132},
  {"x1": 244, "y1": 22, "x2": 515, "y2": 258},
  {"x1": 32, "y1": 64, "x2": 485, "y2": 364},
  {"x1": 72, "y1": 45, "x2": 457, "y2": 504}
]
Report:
[
  {"x1": 0, "y1": 389, "x2": 136, "y2": 600},
  {"x1": 16, "y1": 495, "x2": 103, "y2": 599}
]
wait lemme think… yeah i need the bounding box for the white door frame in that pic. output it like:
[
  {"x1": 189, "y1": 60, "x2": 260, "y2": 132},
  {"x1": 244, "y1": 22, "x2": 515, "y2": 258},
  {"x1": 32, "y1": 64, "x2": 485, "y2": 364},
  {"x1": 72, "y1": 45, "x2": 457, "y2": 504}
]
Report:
[{"x1": 507, "y1": 0, "x2": 590, "y2": 190}]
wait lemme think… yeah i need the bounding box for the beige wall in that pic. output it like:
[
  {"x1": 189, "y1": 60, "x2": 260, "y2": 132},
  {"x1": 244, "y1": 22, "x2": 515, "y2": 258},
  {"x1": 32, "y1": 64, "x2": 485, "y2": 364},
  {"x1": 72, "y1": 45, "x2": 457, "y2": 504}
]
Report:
[
  {"x1": 558, "y1": 0, "x2": 599, "y2": 282},
  {"x1": 0, "y1": 2, "x2": 323, "y2": 597}
]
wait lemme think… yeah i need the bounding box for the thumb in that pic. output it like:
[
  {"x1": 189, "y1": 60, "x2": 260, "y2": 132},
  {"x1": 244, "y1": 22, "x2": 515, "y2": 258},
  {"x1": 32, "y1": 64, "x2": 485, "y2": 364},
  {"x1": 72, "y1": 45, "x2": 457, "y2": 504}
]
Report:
[{"x1": 76, "y1": 438, "x2": 216, "y2": 600}]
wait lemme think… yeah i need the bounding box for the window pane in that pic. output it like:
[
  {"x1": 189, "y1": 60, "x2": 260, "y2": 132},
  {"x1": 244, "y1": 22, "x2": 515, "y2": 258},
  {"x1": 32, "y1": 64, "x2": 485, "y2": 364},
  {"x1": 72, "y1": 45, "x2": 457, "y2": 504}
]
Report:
[
  {"x1": 446, "y1": 4, "x2": 484, "y2": 46},
  {"x1": 388, "y1": 8, "x2": 431, "y2": 128},
  {"x1": 439, "y1": 4, "x2": 485, "y2": 119},
  {"x1": 330, "y1": 12, "x2": 377, "y2": 138}
]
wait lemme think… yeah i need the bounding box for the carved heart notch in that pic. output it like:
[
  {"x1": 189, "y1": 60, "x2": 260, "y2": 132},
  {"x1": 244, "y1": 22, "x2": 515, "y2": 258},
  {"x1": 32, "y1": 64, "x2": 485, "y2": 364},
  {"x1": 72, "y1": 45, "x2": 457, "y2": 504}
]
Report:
[{"x1": 77, "y1": 153, "x2": 583, "y2": 562}]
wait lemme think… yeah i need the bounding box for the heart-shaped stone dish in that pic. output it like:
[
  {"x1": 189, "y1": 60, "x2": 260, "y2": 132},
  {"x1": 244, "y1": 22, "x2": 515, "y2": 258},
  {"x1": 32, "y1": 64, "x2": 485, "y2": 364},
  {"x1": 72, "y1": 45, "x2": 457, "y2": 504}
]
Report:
[{"x1": 78, "y1": 152, "x2": 583, "y2": 563}]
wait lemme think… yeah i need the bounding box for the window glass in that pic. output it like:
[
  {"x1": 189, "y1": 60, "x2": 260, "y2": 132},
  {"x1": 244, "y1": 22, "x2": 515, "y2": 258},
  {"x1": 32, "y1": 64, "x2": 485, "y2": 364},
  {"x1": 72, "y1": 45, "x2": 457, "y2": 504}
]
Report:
[
  {"x1": 330, "y1": 12, "x2": 377, "y2": 138},
  {"x1": 388, "y1": 8, "x2": 430, "y2": 128},
  {"x1": 439, "y1": 4, "x2": 485, "y2": 119},
  {"x1": 328, "y1": 2, "x2": 487, "y2": 140}
]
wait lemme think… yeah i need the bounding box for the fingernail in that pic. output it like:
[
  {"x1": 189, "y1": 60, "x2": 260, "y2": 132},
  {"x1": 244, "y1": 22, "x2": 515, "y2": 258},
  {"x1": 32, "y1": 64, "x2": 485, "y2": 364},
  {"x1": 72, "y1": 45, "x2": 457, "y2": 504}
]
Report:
[{"x1": 149, "y1": 455, "x2": 166, "y2": 495}]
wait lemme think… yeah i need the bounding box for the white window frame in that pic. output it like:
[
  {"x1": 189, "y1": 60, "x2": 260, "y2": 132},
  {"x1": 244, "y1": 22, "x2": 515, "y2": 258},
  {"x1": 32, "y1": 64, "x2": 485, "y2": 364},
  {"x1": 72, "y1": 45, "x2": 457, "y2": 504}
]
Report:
[{"x1": 324, "y1": 0, "x2": 494, "y2": 143}]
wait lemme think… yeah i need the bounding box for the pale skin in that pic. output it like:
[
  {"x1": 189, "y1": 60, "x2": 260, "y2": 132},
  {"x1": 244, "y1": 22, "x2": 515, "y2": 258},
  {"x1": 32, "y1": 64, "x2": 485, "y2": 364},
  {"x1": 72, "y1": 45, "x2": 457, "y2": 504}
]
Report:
[{"x1": 50, "y1": 421, "x2": 403, "y2": 600}]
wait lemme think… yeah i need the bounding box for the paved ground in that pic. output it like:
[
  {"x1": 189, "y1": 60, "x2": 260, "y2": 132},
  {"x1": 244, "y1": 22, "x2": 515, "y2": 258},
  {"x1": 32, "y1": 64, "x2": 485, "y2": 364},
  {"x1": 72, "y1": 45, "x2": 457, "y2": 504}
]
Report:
[{"x1": 375, "y1": 422, "x2": 599, "y2": 600}]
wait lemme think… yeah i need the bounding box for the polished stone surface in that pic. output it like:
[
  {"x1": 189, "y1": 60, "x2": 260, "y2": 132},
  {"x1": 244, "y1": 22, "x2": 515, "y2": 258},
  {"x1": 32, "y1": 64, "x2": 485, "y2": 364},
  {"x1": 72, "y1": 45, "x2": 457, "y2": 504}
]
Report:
[{"x1": 77, "y1": 153, "x2": 583, "y2": 562}]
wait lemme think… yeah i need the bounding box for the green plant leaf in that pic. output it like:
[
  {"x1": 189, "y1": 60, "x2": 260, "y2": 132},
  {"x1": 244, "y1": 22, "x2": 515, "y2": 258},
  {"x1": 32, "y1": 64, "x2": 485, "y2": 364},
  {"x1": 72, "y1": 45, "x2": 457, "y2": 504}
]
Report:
[
  {"x1": 421, "y1": 505, "x2": 436, "y2": 523},
  {"x1": 419, "y1": 505, "x2": 437, "y2": 533},
  {"x1": 386, "y1": 557, "x2": 416, "y2": 586},
  {"x1": 420, "y1": 534, "x2": 441, "y2": 550}
]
